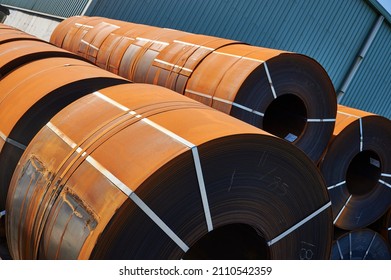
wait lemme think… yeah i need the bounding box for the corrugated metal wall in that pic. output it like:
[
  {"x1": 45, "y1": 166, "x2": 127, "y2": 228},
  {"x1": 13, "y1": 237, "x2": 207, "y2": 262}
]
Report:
[
  {"x1": 0, "y1": 0, "x2": 90, "y2": 18},
  {"x1": 85, "y1": 0, "x2": 390, "y2": 119}
]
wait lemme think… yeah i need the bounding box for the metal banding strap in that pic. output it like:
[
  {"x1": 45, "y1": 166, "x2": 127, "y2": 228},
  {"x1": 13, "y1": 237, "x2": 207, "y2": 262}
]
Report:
[
  {"x1": 349, "y1": 233, "x2": 352, "y2": 260},
  {"x1": 333, "y1": 195, "x2": 352, "y2": 224},
  {"x1": 0, "y1": 210, "x2": 5, "y2": 218},
  {"x1": 172, "y1": 40, "x2": 215, "y2": 51},
  {"x1": 327, "y1": 181, "x2": 346, "y2": 190},
  {"x1": 135, "y1": 37, "x2": 169, "y2": 46},
  {"x1": 101, "y1": 21, "x2": 120, "y2": 29},
  {"x1": 381, "y1": 173, "x2": 391, "y2": 177},
  {"x1": 213, "y1": 51, "x2": 265, "y2": 63},
  {"x1": 336, "y1": 240, "x2": 344, "y2": 259},
  {"x1": 337, "y1": 110, "x2": 360, "y2": 118},
  {"x1": 362, "y1": 232, "x2": 377, "y2": 260},
  {"x1": 80, "y1": 39, "x2": 99, "y2": 51},
  {"x1": 0, "y1": 130, "x2": 27, "y2": 150},
  {"x1": 306, "y1": 118, "x2": 336, "y2": 122},
  {"x1": 186, "y1": 89, "x2": 265, "y2": 117},
  {"x1": 359, "y1": 118, "x2": 363, "y2": 152},
  {"x1": 379, "y1": 179, "x2": 391, "y2": 189},
  {"x1": 388, "y1": 227, "x2": 391, "y2": 231},
  {"x1": 75, "y1": 23, "x2": 93, "y2": 28},
  {"x1": 263, "y1": 62, "x2": 277, "y2": 99},
  {"x1": 153, "y1": 59, "x2": 193, "y2": 73},
  {"x1": 94, "y1": 91, "x2": 214, "y2": 232},
  {"x1": 46, "y1": 122, "x2": 190, "y2": 252},
  {"x1": 267, "y1": 201, "x2": 331, "y2": 246}
]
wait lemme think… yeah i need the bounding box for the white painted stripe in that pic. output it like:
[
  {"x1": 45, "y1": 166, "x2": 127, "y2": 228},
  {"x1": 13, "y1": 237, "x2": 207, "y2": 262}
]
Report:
[
  {"x1": 362, "y1": 232, "x2": 377, "y2": 260},
  {"x1": 136, "y1": 37, "x2": 169, "y2": 46},
  {"x1": 185, "y1": 89, "x2": 212, "y2": 99},
  {"x1": 75, "y1": 23, "x2": 93, "y2": 28},
  {"x1": 359, "y1": 118, "x2": 363, "y2": 152},
  {"x1": 80, "y1": 39, "x2": 99, "y2": 51},
  {"x1": 327, "y1": 181, "x2": 346, "y2": 190},
  {"x1": 129, "y1": 193, "x2": 190, "y2": 252},
  {"x1": 263, "y1": 62, "x2": 277, "y2": 99},
  {"x1": 172, "y1": 40, "x2": 215, "y2": 51},
  {"x1": 192, "y1": 147, "x2": 213, "y2": 232},
  {"x1": 306, "y1": 118, "x2": 336, "y2": 122},
  {"x1": 379, "y1": 179, "x2": 391, "y2": 189},
  {"x1": 154, "y1": 59, "x2": 193, "y2": 72},
  {"x1": 86, "y1": 155, "x2": 189, "y2": 252},
  {"x1": 381, "y1": 173, "x2": 391, "y2": 178},
  {"x1": 47, "y1": 122, "x2": 78, "y2": 150},
  {"x1": 336, "y1": 240, "x2": 344, "y2": 260},
  {"x1": 267, "y1": 201, "x2": 331, "y2": 246},
  {"x1": 0, "y1": 210, "x2": 5, "y2": 218},
  {"x1": 93, "y1": 91, "x2": 130, "y2": 112},
  {"x1": 333, "y1": 195, "x2": 352, "y2": 224}
]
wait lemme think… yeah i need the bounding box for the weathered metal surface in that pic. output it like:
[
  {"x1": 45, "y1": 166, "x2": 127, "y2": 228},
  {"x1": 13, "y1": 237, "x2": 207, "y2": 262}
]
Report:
[
  {"x1": 51, "y1": 16, "x2": 337, "y2": 163},
  {"x1": 6, "y1": 83, "x2": 332, "y2": 259},
  {"x1": 319, "y1": 105, "x2": 391, "y2": 230}
]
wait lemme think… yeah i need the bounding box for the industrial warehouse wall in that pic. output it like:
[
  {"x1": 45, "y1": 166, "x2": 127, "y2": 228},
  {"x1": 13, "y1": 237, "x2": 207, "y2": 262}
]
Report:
[{"x1": 84, "y1": 0, "x2": 391, "y2": 119}]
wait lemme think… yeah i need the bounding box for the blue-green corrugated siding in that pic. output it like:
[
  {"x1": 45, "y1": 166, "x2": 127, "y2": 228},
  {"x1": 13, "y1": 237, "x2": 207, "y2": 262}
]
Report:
[
  {"x1": 0, "y1": 0, "x2": 89, "y2": 18},
  {"x1": 341, "y1": 22, "x2": 391, "y2": 118}
]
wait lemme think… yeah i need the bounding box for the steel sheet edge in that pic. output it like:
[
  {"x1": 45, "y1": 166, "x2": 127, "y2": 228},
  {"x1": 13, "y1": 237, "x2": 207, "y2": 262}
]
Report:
[
  {"x1": 319, "y1": 105, "x2": 391, "y2": 230},
  {"x1": 6, "y1": 83, "x2": 332, "y2": 259},
  {"x1": 51, "y1": 16, "x2": 337, "y2": 163}
]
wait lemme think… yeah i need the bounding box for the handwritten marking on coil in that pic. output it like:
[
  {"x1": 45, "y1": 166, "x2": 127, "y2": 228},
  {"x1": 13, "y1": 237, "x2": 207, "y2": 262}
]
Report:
[
  {"x1": 333, "y1": 195, "x2": 352, "y2": 224},
  {"x1": 267, "y1": 201, "x2": 331, "y2": 246},
  {"x1": 46, "y1": 122, "x2": 190, "y2": 252},
  {"x1": 0, "y1": 130, "x2": 27, "y2": 150},
  {"x1": 94, "y1": 91, "x2": 214, "y2": 232}
]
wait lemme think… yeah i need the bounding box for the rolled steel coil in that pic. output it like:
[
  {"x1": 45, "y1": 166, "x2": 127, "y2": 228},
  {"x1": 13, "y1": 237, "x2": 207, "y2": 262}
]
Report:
[
  {"x1": 6, "y1": 83, "x2": 332, "y2": 259},
  {"x1": 319, "y1": 105, "x2": 391, "y2": 230},
  {"x1": 380, "y1": 208, "x2": 391, "y2": 247},
  {"x1": 51, "y1": 16, "x2": 337, "y2": 163},
  {"x1": 0, "y1": 39, "x2": 90, "y2": 78},
  {"x1": 330, "y1": 228, "x2": 391, "y2": 260},
  {"x1": 0, "y1": 57, "x2": 128, "y2": 209},
  {"x1": 0, "y1": 25, "x2": 43, "y2": 44}
]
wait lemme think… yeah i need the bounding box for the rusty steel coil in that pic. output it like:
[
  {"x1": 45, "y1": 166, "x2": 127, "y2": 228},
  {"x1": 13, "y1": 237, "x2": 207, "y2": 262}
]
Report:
[
  {"x1": 0, "y1": 39, "x2": 90, "y2": 78},
  {"x1": 0, "y1": 57, "x2": 128, "y2": 210},
  {"x1": 319, "y1": 105, "x2": 391, "y2": 230},
  {"x1": 0, "y1": 27, "x2": 43, "y2": 44},
  {"x1": 50, "y1": 16, "x2": 337, "y2": 163},
  {"x1": 330, "y1": 228, "x2": 391, "y2": 260},
  {"x1": 6, "y1": 83, "x2": 332, "y2": 259}
]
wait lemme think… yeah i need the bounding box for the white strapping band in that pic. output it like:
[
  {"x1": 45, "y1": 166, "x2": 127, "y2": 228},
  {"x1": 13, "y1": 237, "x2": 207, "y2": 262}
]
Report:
[
  {"x1": 381, "y1": 173, "x2": 391, "y2": 178},
  {"x1": 306, "y1": 118, "x2": 336, "y2": 122},
  {"x1": 172, "y1": 40, "x2": 215, "y2": 51},
  {"x1": 327, "y1": 181, "x2": 346, "y2": 190},
  {"x1": 80, "y1": 39, "x2": 99, "y2": 51},
  {"x1": 136, "y1": 37, "x2": 169, "y2": 46},
  {"x1": 263, "y1": 62, "x2": 277, "y2": 99},
  {"x1": 0, "y1": 131, "x2": 27, "y2": 150},
  {"x1": 362, "y1": 232, "x2": 377, "y2": 260},
  {"x1": 336, "y1": 240, "x2": 344, "y2": 260},
  {"x1": 75, "y1": 23, "x2": 93, "y2": 28},
  {"x1": 0, "y1": 210, "x2": 5, "y2": 218},
  {"x1": 333, "y1": 195, "x2": 352, "y2": 224},
  {"x1": 213, "y1": 51, "x2": 264, "y2": 63},
  {"x1": 379, "y1": 179, "x2": 391, "y2": 189},
  {"x1": 267, "y1": 201, "x2": 331, "y2": 246},
  {"x1": 154, "y1": 59, "x2": 193, "y2": 73}
]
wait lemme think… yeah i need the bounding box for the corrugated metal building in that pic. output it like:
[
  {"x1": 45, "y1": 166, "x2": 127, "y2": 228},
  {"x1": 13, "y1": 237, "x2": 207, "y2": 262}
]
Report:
[{"x1": 0, "y1": 0, "x2": 390, "y2": 118}]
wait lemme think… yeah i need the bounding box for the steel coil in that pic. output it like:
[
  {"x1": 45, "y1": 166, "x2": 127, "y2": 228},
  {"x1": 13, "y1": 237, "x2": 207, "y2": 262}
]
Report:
[
  {"x1": 380, "y1": 208, "x2": 391, "y2": 247},
  {"x1": 50, "y1": 16, "x2": 337, "y2": 163},
  {"x1": 0, "y1": 57, "x2": 128, "y2": 209},
  {"x1": 0, "y1": 39, "x2": 89, "y2": 78},
  {"x1": 319, "y1": 105, "x2": 391, "y2": 230},
  {"x1": 6, "y1": 83, "x2": 332, "y2": 259},
  {"x1": 0, "y1": 25, "x2": 43, "y2": 44},
  {"x1": 330, "y1": 228, "x2": 391, "y2": 260}
]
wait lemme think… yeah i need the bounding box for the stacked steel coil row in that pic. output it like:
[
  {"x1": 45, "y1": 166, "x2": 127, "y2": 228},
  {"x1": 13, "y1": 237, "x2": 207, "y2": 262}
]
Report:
[
  {"x1": 50, "y1": 16, "x2": 337, "y2": 163},
  {"x1": 0, "y1": 23, "x2": 334, "y2": 259}
]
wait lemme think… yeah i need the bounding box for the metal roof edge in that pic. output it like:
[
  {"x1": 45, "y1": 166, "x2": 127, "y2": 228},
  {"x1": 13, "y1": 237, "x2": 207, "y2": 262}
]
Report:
[{"x1": 367, "y1": 0, "x2": 391, "y2": 25}]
